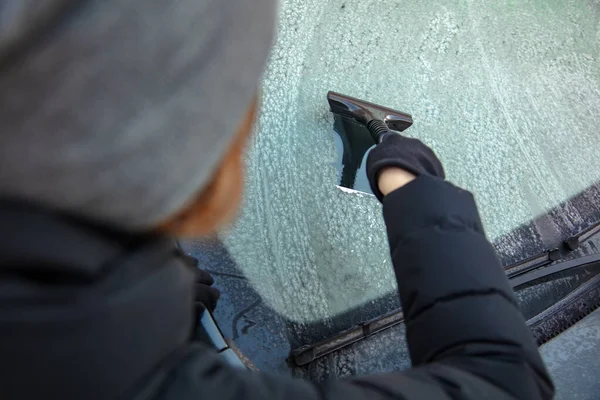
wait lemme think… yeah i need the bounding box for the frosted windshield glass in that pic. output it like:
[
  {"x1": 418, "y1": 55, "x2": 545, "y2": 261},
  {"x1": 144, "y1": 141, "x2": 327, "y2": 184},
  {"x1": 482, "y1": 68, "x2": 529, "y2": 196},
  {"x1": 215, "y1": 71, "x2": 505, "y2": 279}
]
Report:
[{"x1": 214, "y1": 0, "x2": 600, "y2": 324}]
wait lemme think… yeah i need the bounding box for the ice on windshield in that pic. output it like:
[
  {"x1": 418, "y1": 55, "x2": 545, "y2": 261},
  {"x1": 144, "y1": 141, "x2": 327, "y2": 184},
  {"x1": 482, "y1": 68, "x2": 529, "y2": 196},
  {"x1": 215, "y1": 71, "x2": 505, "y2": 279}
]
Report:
[{"x1": 218, "y1": 0, "x2": 600, "y2": 324}]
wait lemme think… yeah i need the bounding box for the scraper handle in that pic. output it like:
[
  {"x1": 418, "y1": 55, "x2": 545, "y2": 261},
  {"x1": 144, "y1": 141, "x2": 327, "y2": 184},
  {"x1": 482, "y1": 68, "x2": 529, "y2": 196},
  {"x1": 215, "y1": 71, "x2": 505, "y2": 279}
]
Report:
[{"x1": 366, "y1": 119, "x2": 402, "y2": 144}]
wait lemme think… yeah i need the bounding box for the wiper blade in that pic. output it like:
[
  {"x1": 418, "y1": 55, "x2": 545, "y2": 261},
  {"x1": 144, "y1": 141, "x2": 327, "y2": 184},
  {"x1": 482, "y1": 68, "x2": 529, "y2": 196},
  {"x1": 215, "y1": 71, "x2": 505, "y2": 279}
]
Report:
[
  {"x1": 289, "y1": 309, "x2": 405, "y2": 366},
  {"x1": 506, "y1": 248, "x2": 561, "y2": 279},
  {"x1": 510, "y1": 252, "x2": 600, "y2": 288}
]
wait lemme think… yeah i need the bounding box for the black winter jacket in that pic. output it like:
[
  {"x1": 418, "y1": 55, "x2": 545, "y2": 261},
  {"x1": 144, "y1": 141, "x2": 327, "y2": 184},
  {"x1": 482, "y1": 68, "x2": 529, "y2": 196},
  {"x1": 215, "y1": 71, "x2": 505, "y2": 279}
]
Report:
[{"x1": 0, "y1": 176, "x2": 554, "y2": 400}]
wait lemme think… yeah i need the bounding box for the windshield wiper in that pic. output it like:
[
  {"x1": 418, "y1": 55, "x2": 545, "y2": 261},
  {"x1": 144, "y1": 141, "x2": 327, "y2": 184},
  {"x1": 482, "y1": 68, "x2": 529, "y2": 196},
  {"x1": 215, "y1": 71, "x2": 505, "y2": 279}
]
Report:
[
  {"x1": 506, "y1": 220, "x2": 600, "y2": 279},
  {"x1": 289, "y1": 220, "x2": 600, "y2": 367},
  {"x1": 290, "y1": 309, "x2": 406, "y2": 366},
  {"x1": 509, "y1": 252, "x2": 600, "y2": 288}
]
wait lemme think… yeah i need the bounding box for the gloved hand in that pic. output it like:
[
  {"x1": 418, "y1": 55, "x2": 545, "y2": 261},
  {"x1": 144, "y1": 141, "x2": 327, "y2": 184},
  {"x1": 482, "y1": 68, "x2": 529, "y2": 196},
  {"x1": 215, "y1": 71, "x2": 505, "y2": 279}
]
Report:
[
  {"x1": 176, "y1": 248, "x2": 221, "y2": 312},
  {"x1": 367, "y1": 133, "x2": 445, "y2": 201},
  {"x1": 194, "y1": 267, "x2": 221, "y2": 312}
]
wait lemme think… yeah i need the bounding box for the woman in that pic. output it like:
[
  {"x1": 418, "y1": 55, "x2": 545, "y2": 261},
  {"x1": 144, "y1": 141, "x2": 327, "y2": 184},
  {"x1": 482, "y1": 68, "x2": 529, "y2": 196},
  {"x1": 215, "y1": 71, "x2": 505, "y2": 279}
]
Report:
[{"x1": 0, "y1": 0, "x2": 553, "y2": 399}]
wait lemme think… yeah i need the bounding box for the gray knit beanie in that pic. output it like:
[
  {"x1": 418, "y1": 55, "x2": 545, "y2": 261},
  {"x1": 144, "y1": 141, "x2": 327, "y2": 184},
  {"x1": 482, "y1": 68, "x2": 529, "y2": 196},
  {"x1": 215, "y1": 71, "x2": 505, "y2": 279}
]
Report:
[{"x1": 0, "y1": 0, "x2": 276, "y2": 230}]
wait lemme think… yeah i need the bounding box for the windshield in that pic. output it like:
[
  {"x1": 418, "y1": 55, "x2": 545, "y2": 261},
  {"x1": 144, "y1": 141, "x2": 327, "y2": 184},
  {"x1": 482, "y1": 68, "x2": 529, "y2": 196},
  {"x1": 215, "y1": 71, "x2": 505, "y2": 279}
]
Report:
[{"x1": 188, "y1": 0, "x2": 600, "y2": 359}]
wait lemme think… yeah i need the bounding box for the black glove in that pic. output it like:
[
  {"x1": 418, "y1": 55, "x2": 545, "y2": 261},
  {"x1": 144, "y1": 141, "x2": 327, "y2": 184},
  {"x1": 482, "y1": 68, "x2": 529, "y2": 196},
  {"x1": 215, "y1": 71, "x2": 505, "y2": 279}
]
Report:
[
  {"x1": 176, "y1": 248, "x2": 221, "y2": 312},
  {"x1": 367, "y1": 132, "x2": 445, "y2": 201},
  {"x1": 194, "y1": 267, "x2": 220, "y2": 312}
]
